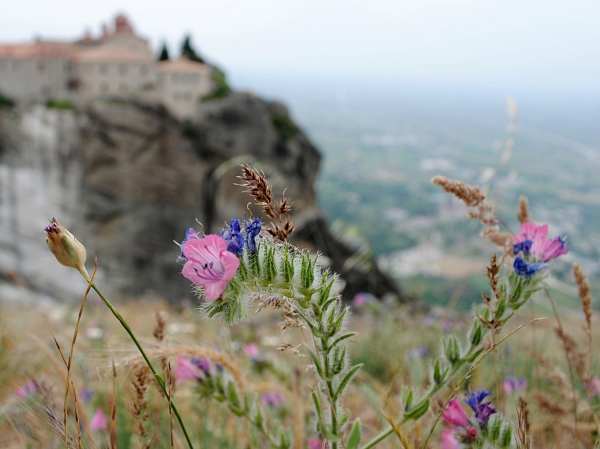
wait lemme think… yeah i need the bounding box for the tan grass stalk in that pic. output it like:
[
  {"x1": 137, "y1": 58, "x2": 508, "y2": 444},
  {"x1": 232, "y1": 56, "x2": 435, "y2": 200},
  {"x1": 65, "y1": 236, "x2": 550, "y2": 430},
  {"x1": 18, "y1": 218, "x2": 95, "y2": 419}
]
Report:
[
  {"x1": 62, "y1": 261, "x2": 97, "y2": 449},
  {"x1": 517, "y1": 196, "x2": 531, "y2": 224},
  {"x1": 129, "y1": 366, "x2": 152, "y2": 446},
  {"x1": 118, "y1": 345, "x2": 246, "y2": 392},
  {"x1": 573, "y1": 263, "x2": 593, "y2": 371},
  {"x1": 516, "y1": 397, "x2": 531, "y2": 449},
  {"x1": 51, "y1": 337, "x2": 83, "y2": 449},
  {"x1": 110, "y1": 361, "x2": 117, "y2": 449},
  {"x1": 238, "y1": 164, "x2": 296, "y2": 241},
  {"x1": 431, "y1": 176, "x2": 497, "y2": 226},
  {"x1": 167, "y1": 362, "x2": 174, "y2": 449},
  {"x1": 482, "y1": 226, "x2": 512, "y2": 248},
  {"x1": 292, "y1": 370, "x2": 304, "y2": 449}
]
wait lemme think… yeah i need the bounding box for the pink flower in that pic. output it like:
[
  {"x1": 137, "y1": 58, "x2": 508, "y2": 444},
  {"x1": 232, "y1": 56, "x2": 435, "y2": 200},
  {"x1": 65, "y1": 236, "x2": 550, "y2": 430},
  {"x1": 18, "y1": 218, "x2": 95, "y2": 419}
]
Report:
[
  {"x1": 89, "y1": 408, "x2": 108, "y2": 431},
  {"x1": 244, "y1": 343, "x2": 259, "y2": 359},
  {"x1": 442, "y1": 398, "x2": 470, "y2": 427},
  {"x1": 353, "y1": 293, "x2": 369, "y2": 307},
  {"x1": 514, "y1": 222, "x2": 568, "y2": 262},
  {"x1": 441, "y1": 428, "x2": 460, "y2": 449},
  {"x1": 15, "y1": 380, "x2": 37, "y2": 398},
  {"x1": 584, "y1": 376, "x2": 600, "y2": 396},
  {"x1": 308, "y1": 439, "x2": 325, "y2": 449},
  {"x1": 181, "y1": 234, "x2": 240, "y2": 300},
  {"x1": 173, "y1": 355, "x2": 202, "y2": 384}
]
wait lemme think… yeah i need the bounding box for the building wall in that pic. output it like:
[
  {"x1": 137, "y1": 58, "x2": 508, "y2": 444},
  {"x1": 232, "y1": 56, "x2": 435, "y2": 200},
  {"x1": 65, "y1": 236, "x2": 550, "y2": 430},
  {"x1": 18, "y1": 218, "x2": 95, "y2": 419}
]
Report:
[
  {"x1": 0, "y1": 57, "x2": 70, "y2": 102},
  {"x1": 157, "y1": 69, "x2": 213, "y2": 119},
  {"x1": 73, "y1": 62, "x2": 156, "y2": 99}
]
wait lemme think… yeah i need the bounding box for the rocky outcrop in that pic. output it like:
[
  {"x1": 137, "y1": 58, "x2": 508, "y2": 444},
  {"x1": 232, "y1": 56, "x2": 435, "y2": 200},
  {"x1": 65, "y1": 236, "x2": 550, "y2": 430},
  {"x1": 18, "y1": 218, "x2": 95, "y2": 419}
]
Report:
[{"x1": 0, "y1": 94, "x2": 403, "y2": 303}]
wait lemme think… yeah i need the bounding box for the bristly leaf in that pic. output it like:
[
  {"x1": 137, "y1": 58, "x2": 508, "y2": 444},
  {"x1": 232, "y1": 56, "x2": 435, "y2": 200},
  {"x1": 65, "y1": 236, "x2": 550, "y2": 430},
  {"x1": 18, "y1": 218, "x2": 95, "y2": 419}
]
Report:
[
  {"x1": 345, "y1": 418, "x2": 362, "y2": 449},
  {"x1": 333, "y1": 364, "x2": 363, "y2": 402},
  {"x1": 329, "y1": 332, "x2": 357, "y2": 351},
  {"x1": 404, "y1": 398, "x2": 430, "y2": 420},
  {"x1": 306, "y1": 348, "x2": 325, "y2": 380}
]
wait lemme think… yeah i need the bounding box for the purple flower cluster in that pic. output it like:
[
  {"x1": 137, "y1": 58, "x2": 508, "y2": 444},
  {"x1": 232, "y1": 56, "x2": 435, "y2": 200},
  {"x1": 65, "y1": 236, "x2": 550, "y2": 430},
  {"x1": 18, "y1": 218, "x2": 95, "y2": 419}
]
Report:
[
  {"x1": 464, "y1": 390, "x2": 497, "y2": 427},
  {"x1": 512, "y1": 222, "x2": 568, "y2": 278}
]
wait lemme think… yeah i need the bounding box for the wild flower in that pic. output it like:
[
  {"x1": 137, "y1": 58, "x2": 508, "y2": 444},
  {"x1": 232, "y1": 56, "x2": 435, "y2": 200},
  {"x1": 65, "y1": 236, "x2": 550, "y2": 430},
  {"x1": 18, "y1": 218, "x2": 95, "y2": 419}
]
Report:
[
  {"x1": 180, "y1": 234, "x2": 240, "y2": 300},
  {"x1": 261, "y1": 393, "x2": 284, "y2": 407},
  {"x1": 584, "y1": 376, "x2": 600, "y2": 396},
  {"x1": 180, "y1": 297, "x2": 192, "y2": 308},
  {"x1": 440, "y1": 427, "x2": 460, "y2": 449},
  {"x1": 503, "y1": 376, "x2": 527, "y2": 394},
  {"x1": 513, "y1": 222, "x2": 568, "y2": 262},
  {"x1": 191, "y1": 357, "x2": 211, "y2": 374},
  {"x1": 79, "y1": 389, "x2": 93, "y2": 403},
  {"x1": 15, "y1": 380, "x2": 37, "y2": 398},
  {"x1": 178, "y1": 228, "x2": 200, "y2": 261},
  {"x1": 513, "y1": 257, "x2": 548, "y2": 278},
  {"x1": 244, "y1": 218, "x2": 262, "y2": 252},
  {"x1": 464, "y1": 390, "x2": 497, "y2": 427},
  {"x1": 407, "y1": 346, "x2": 430, "y2": 359},
  {"x1": 244, "y1": 343, "x2": 259, "y2": 359},
  {"x1": 173, "y1": 355, "x2": 202, "y2": 384},
  {"x1": 442, "y1": 398, "x2": 470, "y2": 427},
  {"x1": 307, "y1": 439, "x2": 325, "y2": 449},
  {"x1": 44, "y1": 217, "x2": 87, "y2": 275},
  {"x1": 221, "y1": 218, "x2": 245, "y2": 255},
  {"x1": 353, "y1": 292, "x2": 370, "y2": 307},
  {"x1": 89, "y1": 408, "x2": 108, "y2": 431}
]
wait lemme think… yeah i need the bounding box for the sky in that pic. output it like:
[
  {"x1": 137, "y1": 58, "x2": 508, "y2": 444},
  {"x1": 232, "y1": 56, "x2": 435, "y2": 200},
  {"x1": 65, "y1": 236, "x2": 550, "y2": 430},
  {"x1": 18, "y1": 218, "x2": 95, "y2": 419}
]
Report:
[{"x1": 1, "y1": 0, "x2": 599, "y2": 96}]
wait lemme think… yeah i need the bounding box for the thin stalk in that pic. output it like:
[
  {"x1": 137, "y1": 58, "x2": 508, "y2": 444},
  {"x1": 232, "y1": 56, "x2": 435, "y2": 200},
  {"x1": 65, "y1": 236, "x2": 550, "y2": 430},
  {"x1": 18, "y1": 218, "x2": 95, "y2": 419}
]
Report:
[
  {"x1": 544, "y1": 286, "x2": 579, "y2": 436},
  {"x1": 89, "y1": 282, "x2": 195, "y2": 449}
]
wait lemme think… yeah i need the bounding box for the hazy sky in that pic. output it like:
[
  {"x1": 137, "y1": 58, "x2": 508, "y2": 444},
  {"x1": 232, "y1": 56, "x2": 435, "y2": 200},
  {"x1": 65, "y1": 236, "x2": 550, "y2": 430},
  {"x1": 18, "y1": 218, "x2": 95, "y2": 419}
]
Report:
[{"x1": 2, "y1": 0, "x2": 599, "y2": 95}]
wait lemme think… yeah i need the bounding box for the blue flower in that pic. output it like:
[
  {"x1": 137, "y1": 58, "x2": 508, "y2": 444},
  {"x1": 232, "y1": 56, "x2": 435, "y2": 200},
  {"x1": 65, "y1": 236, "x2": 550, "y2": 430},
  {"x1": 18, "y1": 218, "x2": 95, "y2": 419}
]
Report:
[
  {"x1": 178, "y1": 228, "x2": 200, "y2": 261},
  {"x1": 513, "y1": 257, "x2": 547, "y2": 278},
  {"x1": 513, "y1": 239, "x2": 532, "y2": 256},
  {"x1": 245, "y1": 218, "x2": 262, "y2": 252},
  {"x1": 464, "y1": 390, "x2": 497, "y2": 427},
  {"x1": 221, "y1": 219, "x2": 245, "y2": 255}
]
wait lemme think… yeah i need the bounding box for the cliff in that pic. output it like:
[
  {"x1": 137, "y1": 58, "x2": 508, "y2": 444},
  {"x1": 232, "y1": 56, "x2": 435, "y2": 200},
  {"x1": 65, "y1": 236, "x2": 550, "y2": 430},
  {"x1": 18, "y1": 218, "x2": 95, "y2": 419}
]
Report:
[{"x1": 0, "y1": 93, "x2": 403, "y2": 303}]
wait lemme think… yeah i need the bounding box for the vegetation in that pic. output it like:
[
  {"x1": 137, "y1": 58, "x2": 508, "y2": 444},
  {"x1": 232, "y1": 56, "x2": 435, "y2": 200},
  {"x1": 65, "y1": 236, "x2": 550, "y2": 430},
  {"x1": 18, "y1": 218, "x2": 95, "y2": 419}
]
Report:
[
  {"x1": 3, "y1": 166, "x2": 597, "y2": 448},
  {"x1": 0, "y1": 91, "x2": 15, "y2": 108},
  {"x1": 181, "y1": 34, "x2": 205, "y2": 63},
  {"x1": 158, "y1": 42, "x2": 170, "y2": 61},
  {"x1": 201, "y1": 70, "x2": 232, "y2": 102},
  {"x1": 271, "y1": 113, "x2": 299, "y2": 141},
  {"x1": 45, "y1": 98, "x2": 76, "y2": 110}
]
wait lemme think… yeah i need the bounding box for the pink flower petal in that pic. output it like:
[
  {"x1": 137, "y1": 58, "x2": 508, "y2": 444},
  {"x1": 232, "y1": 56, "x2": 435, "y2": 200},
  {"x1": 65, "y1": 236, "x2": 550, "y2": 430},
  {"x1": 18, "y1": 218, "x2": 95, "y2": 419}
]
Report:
[
  {"x1": 441, "y1": 428, "x2": 460, "y2": 449},
  {"x1": 442, "y1": 398, "x2": 470, "y2": 427},
  {"x1": 181, "y1": 234, "x2": 240, "y2": 300},
  {"x1": 173, "y1": 355, "x2": 201, "y2": 384},
  {"x1": 89, "y1": 408, "x2": 108, "y2": 431}
]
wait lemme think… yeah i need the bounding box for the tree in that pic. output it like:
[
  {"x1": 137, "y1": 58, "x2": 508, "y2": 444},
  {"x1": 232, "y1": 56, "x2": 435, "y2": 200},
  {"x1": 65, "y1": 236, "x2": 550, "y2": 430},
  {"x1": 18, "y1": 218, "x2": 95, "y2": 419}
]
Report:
[
  {"x1": 158, "y1": 42, "x2": 169, "y2": 61},
  {"x1": 181, "y1": 34, "x2": 204, "y2": 63}
]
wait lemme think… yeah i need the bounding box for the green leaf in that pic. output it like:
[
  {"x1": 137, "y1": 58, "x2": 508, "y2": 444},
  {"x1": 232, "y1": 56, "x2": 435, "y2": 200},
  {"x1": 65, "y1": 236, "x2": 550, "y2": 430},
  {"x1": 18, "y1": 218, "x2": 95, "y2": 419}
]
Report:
[
  {"x1": 404, "y1": 398, "x2": 430, "y2": 420},
  {"x1": 228, "y1": 404, "x2": 245, "y2": 417},
  {"x1": 345, "y1": 418, "x2": 362, "y2": 449},
  {"x1": 403, "y1": 388, "x2": 413, "y2": 411},
  {"x1": 329, "y1": 332, "x2": 356, "y2": 351},
  {"x1": 306, "y1": 348, "x2": 325, "y2": 380},
  {"x1": 333, "y1": 364, "x2": 363, "y2": 402}
]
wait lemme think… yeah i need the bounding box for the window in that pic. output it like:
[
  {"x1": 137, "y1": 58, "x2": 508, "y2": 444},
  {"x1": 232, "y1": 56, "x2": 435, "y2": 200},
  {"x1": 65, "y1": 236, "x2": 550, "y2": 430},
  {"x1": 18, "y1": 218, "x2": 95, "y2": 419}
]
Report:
[{"x1": 119, "y1": 65, "x2": 127, "y2": 75}]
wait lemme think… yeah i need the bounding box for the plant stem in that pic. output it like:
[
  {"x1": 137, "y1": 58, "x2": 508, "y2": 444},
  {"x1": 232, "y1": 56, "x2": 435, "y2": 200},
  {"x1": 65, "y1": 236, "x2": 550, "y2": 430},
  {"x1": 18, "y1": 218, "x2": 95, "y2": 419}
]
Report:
[{"x1": 90, "y1": 283, "x2": 195, "y2": 449}]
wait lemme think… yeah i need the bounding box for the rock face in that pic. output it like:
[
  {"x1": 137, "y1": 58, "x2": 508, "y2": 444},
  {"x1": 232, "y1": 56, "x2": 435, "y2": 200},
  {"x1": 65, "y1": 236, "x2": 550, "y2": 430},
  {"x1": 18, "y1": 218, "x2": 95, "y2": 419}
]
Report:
[{"x1": 0, "y1": 93, "x2": 403, "y2": 303}]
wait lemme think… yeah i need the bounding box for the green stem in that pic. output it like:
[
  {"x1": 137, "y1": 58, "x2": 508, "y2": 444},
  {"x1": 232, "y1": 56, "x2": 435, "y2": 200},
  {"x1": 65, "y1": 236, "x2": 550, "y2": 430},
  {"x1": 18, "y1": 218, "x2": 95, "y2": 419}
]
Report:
[{"x1": 90, "y1": 284, "x2": 195, "y2": 449}]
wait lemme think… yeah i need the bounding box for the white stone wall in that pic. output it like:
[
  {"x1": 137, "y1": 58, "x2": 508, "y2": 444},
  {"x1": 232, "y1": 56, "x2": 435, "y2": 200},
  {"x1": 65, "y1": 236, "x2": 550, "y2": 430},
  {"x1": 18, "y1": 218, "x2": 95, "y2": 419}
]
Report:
[{"x1": 0, "y1": 58, "x2": 70, "y2": 103}]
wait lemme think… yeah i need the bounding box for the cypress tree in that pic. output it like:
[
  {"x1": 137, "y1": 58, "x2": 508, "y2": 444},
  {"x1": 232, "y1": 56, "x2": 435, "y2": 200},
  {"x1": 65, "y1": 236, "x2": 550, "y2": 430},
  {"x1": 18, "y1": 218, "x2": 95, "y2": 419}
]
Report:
[
  {"x1": 181, "y1": 34, "x2": 204, "y2": 63},
  {"x1": 158, "y1": 42, "x2": 169, "y2": 61}
]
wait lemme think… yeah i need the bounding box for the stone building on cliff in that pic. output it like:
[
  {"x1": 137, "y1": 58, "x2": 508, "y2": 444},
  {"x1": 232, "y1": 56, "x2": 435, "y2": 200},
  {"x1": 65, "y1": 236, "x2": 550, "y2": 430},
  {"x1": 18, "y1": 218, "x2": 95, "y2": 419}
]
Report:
[{"x1": 0, "y1": 14, "x2": 213, "y2": 119}]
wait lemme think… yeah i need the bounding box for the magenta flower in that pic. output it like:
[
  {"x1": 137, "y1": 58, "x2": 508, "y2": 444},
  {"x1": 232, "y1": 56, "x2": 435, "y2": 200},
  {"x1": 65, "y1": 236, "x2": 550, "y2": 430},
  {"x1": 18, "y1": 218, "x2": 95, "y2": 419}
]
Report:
[
  {"x1": 503, "y1": 376, "x2": 528, "y2": 394},
  {"x1": 442, "y1": 398, "x2": 470, "y2": 427},
  {"x1": 261, "y1": 392, "x2": 284, "y2": 407},
  {"x1": 244, "y1": 343, "x2": 259, "y2": 359},
  {"x1": 181, "y1": 234, "x2": 240, "y2": 300},
  {"x1": 513, "y1": 222, "x2": 568, "y2": 262},
  {"x1": 353, "y1": 293, "x2": 369, "y2": 307},
  {"x1": 15, "y1": 380, "x2": 37, "y2": 398},
  {"x1": 308, "y1": 439, "x2": 325, "y2": 449},
  {"x1": 89, "y1": 408, "x2": 108, "y2": 431},
  {"x1": 173, "y1": 355, "x2": 202, "y2": 384},
  {"x1": 441, "y1": 428, "x2": 460, "y2": 449}
]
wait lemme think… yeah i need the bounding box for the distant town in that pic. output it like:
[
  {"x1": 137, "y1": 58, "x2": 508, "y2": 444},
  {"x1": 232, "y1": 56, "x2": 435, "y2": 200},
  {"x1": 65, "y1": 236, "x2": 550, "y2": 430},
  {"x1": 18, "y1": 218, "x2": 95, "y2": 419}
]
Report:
[{"x1": 0, "y1": 14, "x2": 214, "y2": 118}]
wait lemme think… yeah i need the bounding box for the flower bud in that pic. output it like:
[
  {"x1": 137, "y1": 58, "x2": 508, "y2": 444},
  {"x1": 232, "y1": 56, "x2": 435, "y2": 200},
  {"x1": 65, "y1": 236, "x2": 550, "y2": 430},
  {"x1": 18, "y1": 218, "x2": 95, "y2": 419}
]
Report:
[{"x1": 44, "y1": 217, "x2": 87, "y2": 273}]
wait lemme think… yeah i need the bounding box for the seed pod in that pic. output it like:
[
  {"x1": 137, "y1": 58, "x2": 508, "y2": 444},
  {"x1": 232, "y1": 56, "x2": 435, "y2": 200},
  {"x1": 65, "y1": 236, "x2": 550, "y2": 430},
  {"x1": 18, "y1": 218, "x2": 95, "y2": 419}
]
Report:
[{"x1": 44, "y1": 217, "x2": 87, "y2": 274}]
